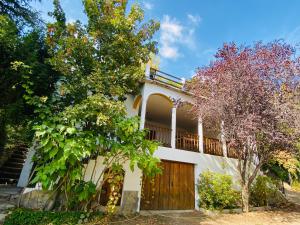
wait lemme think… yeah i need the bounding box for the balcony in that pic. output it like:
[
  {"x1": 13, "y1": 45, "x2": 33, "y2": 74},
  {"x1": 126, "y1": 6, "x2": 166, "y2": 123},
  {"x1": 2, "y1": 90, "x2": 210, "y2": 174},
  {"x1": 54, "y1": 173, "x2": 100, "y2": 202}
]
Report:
[
  {"x1": 145, "y1": 122, "x2": 226, "y2": 156},
  {"x1": 149, "y1": 68, "x2": 184, "y2": 90},
  {"x1": 139, "y1": 74, "x2": 238, "y2": 158}
]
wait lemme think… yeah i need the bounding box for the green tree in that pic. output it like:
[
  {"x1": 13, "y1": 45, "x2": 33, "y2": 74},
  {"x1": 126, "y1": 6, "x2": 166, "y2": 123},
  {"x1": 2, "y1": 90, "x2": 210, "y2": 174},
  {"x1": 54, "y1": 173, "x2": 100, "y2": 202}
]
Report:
[
  {"x1": 28, "y1": 0, "x2": 160, "y2": 212},
  {"x1": 0, "y1": 12, "x2": 58, "y2": 157},
  {"x1": 0, "y1": 0, "x2": 40, "y2": 26}
]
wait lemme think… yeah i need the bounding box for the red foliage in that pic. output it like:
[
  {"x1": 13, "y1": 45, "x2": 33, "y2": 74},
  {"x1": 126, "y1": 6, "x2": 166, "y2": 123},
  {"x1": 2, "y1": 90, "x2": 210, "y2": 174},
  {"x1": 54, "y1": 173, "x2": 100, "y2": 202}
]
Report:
[
  {"x1": 189, "y1": 41, "x2": 300, "y2": 211},
  {"x1": 190, "y1": 41, "x2": 300, "y2": 160}
]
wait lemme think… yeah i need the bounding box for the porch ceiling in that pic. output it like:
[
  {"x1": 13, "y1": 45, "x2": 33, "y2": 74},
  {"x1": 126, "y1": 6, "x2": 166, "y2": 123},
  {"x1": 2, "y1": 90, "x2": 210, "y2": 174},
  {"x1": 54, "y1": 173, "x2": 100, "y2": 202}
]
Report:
[
  {"x1": 145, "y1": 94, "x2": 197, "y2": 131},
  {"x1": 146, "y1": 94, "x2": 172, "y2": 126},
  {"x1": 177, "y1": 104, "x2": 197, "y2": 132}
]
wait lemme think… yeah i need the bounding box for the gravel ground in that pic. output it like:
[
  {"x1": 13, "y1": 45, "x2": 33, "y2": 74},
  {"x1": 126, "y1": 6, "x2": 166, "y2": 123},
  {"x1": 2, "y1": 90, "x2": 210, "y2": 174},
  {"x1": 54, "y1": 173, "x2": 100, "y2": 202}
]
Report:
[{"x1": 89, "y1": 204, "x2": 300, "y2": 225}]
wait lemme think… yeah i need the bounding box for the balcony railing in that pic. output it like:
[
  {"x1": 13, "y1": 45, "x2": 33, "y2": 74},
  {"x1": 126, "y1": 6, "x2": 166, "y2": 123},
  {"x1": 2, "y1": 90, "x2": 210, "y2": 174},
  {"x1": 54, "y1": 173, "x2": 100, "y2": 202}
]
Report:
[
  {"x1": 144, "y1": 122, "x2": 240, "y2": 159},
  {"x1": 149, "y1": 68, "x2": 184, "y2": 90},
  {"x1": 204, "y1": 137, "x2": 223, "y2": 156},
  {"x1": 145, "y1": 122, "x2": 225, "y2": 156},
  {"x1": 176, "y1": 131, "x2": 199, "y2": 152},
  {"x1": 227, "y1": 147, "x2": 239, "y2": 158},
  {"x1": 145, "y1": 122, "x2": 171, "y2": 147}
]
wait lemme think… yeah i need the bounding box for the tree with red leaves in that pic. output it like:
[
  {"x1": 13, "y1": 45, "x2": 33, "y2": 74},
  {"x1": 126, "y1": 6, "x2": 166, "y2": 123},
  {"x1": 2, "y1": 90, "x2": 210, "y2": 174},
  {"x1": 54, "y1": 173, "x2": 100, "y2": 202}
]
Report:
[{"x1": 189, "y1": 41, "x2": 300, "y2": 212}]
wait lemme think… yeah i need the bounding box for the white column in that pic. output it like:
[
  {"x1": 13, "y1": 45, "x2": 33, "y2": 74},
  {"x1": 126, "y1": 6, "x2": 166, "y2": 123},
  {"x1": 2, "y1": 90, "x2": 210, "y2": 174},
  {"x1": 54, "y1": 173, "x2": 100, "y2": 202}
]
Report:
[
  {"x1": 171, "y1": 106, "x2": 176, "y2": 149},
  {"x1": 17, "y1": 145, "x2": 36, "y2": 187},
  {"x1": 121, "y1": 161, "x2": 143, "y2": 212},
  {"x1": 139, "y1": 94, "x2": 147, "y2": 130},
  {"x1": 145, "y1": 63, "x2": 150, "y2": 78},
  {"x1": 198, "y1": 117, "x2": 204, "y2": 153},
  {"x1": 221, "y1": 120, "x2": 227, "y2": 157}
]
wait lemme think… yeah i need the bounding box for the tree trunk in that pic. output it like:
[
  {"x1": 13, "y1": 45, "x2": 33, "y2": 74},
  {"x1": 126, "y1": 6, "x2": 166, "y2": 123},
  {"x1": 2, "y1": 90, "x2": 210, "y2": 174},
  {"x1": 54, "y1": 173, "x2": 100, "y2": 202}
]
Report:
[{"x1": 241, "y1": 184, "x2": 250, "y2": 213}]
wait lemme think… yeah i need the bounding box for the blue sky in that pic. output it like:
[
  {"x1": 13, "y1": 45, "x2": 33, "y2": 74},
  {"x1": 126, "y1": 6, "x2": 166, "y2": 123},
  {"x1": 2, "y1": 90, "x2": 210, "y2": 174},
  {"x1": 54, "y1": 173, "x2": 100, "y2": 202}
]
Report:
[{"x1": 31, "y1": 0, "x2": 300, "y2": 79}]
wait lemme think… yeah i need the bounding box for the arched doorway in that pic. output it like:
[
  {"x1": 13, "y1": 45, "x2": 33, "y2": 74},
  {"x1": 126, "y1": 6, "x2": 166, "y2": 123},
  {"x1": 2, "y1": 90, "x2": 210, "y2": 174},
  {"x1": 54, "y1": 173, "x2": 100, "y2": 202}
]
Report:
[{"x1": 144, "y1": 93, "x2": 173, "y2": 147}]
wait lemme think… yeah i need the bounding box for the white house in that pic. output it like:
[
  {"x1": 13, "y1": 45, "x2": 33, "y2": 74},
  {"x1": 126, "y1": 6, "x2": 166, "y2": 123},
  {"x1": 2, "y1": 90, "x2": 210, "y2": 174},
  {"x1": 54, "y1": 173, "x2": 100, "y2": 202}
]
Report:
[{"x1": 17, "y1": 66, "x2": 241, "y2": 212}]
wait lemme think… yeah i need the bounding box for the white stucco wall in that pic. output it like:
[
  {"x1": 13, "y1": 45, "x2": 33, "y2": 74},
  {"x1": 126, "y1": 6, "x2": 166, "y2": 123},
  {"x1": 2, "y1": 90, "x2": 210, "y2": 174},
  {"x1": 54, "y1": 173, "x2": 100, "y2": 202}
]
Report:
[
  {"x1": 143, "y1": 81, "x2": 194, "y2": 105},
  {"x1": 124, "y1": 94, "x2": 139, "y2": 117},
  {"x1": 83, "y1": 156, "x2": 143, "y2": 211}
]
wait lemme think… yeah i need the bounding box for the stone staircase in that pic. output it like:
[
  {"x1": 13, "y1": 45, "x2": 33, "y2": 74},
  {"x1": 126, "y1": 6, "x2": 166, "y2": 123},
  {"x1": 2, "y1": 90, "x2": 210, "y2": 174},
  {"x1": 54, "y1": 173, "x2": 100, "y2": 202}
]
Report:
[
  {"x1": 0, "y1": 146, "x2": 28, "y2": 185},
  {"x1": 0, "y1": 186, "x2": 22, "y2": 224}
]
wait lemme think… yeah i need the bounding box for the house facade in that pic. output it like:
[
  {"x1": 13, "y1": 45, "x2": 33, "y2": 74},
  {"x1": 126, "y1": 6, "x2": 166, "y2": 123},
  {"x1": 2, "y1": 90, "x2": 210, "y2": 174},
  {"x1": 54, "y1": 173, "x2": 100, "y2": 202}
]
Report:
[{"x1": 17, "y1": 66, "x2": 240, "y2": 212}]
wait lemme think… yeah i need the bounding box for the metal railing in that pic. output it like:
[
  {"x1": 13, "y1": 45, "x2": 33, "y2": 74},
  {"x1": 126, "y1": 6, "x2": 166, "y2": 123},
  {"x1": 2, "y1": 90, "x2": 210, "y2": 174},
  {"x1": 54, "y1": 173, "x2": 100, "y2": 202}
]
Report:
[{"x1": 149, "y1": 68, "x2": 184, "y2": 89}]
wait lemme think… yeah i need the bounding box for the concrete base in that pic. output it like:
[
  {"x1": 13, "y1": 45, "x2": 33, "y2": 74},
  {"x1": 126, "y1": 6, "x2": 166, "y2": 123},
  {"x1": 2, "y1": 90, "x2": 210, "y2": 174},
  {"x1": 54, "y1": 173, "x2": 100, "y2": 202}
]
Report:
[{"x1": 120, "y1": 191, "x2": 139, "y2": 214}]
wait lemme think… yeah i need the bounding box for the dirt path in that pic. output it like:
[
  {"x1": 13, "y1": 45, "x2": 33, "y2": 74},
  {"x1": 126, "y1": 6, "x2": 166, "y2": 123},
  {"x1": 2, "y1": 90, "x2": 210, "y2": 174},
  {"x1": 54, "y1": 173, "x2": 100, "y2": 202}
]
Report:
[
  {"x1": 284, "y1": 183, "x2": 300, "y2": 206},
  {"x1": 93, "y1": 204, "x2": 300, "y2": 225}
]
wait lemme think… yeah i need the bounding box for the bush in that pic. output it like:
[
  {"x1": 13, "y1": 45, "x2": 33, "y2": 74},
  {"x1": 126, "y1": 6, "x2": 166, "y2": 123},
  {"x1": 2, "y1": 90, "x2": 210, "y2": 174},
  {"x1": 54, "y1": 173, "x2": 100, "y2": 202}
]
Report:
[
  {"x1": 197, "y1": 171, "x2": 240, "y2": 210},
  {"x1": 291, "y1": 180, "x2": 300, "y2": 192},
  {"x1": 250, "y1": 175, "x2": 284, "y2": 207},
  {"x1": 4, "y1": 208, "x2": 103, "y2": 225}
]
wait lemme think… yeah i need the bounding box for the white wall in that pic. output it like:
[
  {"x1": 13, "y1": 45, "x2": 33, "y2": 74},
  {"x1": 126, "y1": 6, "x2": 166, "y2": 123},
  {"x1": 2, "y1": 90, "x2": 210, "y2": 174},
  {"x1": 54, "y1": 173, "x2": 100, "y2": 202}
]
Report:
[
  {"x1": 83, "y1": 156, "x2": 143, "y2": 211},
  {"x1": 124, "y1": 95, "x2": 139, "y2": 117},
  {"x1": 143, "y1": 82, "x2": 194, "y2": 105}
]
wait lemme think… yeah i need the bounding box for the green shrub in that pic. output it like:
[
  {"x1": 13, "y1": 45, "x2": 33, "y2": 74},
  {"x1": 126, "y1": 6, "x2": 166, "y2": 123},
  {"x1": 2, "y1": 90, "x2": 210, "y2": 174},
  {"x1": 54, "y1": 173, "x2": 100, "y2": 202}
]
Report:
[
  {"x1": 250, "y1": 175, "x2": 284, "y2": 207},
  {"x1": 4, "y1": 208, "x2": 103, "y2": 225},
  {"x1": 291, "y1": 180, "x2": 300, "y2": 192},
  {"x1": 197, "y1": 171, "x2": 240, "y2": 210}
]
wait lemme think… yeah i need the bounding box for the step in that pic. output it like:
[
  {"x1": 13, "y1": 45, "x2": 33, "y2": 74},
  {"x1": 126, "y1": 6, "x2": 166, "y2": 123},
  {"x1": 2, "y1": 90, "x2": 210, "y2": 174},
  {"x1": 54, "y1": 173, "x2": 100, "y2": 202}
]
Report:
[
  {"x1": 0, "y1": 178, "x2": 18, "y2": 185},
  {"x1": 4, "y1": 162, "x2": 24, "y2": 168},
  {"x1": 9, "y1": 154, "x2": 26, "y2": 161},
  {"x1": 11, "y1": 151, "x2": 27, "y2": 156},
  {"x1": 1, "y1": 163, "x2": 24, "y2": 170},
  {"x1": 0, "y1": 166, "x2": 22, "y2": 173},
  {"x1": 13, "y1": 152, "x2": 28, "y2": 157},
  {"x1": 13, "y1": 151, "x2": 28, "y2": 156},
  {"x1": 0, "y1": 172, "x2": 20, "y2": 180},
  {"x1": 5, "y1": 158, "x2": 25, "y2": 164}
]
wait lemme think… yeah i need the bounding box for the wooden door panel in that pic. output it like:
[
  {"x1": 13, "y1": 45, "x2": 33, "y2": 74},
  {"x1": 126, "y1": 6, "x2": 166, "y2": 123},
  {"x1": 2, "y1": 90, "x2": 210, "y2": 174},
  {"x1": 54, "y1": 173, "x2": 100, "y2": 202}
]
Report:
[
  {"x1": 141, "y1": 160, "x2": 194, "y2": 210},
  {"x1": 160, "y1": 161, "x2": 170, "y2": 209}
]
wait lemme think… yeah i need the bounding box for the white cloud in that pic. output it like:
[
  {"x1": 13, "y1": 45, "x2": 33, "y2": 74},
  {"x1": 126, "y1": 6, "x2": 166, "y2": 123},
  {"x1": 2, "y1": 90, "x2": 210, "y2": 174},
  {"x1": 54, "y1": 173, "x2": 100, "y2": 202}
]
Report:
[
  {"x1": 187, "y1": 14, "x2": 202, "y2": 25},
  {"x1": 66, "y1": 17, "x2": 76, "y2": 24},
  {"x1": 160, "y1": 15, "x2": 183, "y2": 59},
  {"x1": 143, "y1": 2, "x2": 153, "y2": 10},
  {"x1": 159, "y1": 15, "x2": 199, "y2": 60},
  {"x1": 285, "y1": 26, "x2": 300, "y2": 47},
  {"x1": 161, "y1": 45, "x2": 180, "y2": 59}
]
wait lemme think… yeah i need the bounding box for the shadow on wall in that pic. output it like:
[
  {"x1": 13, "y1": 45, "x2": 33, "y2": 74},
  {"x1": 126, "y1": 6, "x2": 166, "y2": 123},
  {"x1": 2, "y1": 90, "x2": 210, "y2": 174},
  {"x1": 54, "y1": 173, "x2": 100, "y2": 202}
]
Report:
[{"x1": 197, "y1": 154, "x2": 241, "y2": 189}]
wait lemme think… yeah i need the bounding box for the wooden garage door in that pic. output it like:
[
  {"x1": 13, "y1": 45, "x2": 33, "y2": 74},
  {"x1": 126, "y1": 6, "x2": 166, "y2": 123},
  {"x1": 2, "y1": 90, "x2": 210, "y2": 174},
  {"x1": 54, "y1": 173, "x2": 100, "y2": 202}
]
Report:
[{"x1": 141, "y1": 160, "x2": 195, "y2": 210}]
